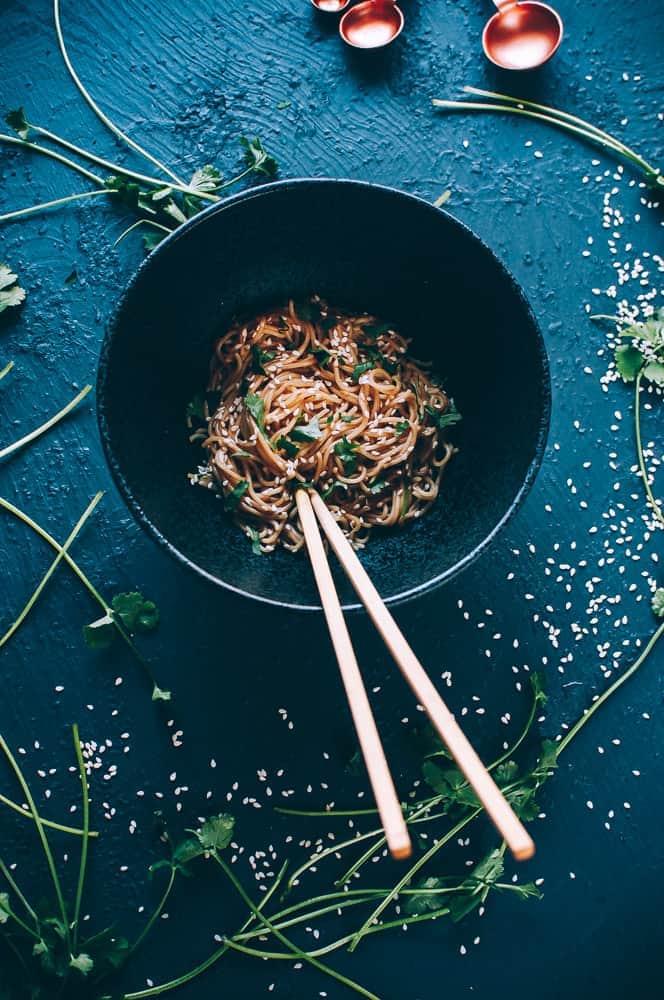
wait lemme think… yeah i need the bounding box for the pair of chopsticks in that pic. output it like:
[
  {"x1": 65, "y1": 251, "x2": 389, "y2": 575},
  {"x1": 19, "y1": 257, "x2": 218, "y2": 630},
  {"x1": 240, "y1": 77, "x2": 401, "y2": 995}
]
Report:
[{"x1": 295, "y1": 489, "x2": 535, "y2": 863}]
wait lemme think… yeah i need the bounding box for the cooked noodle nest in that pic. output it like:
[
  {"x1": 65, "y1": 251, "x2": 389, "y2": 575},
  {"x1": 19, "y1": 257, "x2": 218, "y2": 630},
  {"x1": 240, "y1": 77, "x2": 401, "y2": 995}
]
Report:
[{"x1": 189, "y1": 299, "x2": 459, "y2": 553}]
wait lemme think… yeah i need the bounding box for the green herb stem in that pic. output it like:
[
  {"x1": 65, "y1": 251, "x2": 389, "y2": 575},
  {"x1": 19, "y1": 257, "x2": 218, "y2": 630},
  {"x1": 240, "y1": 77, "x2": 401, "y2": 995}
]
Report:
[
  {"x1": 0, "y1": 189, "x2": 112, "y2": 224},
  {"x1": 0, "y1": 133, "x2": 105, "y2": 186},
  {"x1": 118, "y1": 864, "x2": 288, "y2": 999},
  {"x1": 556, "y1": 620, "x2": 664, "y2": 757},
  {"x1": 113, "y1": 218, "x2": 172, "y2": 249},
  {"x1": 634, "y1": 371, "x2": 664, "y2": 527},
  {"x1": 214, "y1": 853, "x2": 378, "y2": 1000},
  {"x1": 0, "y1": 897, "x2": 41, "y2": 940},
  {"x1": 0, "y1": 361, "x2": 15, "y2": 380},
  {"x1": 0, "y1": 791, "x2": 95, "y2": 837},
  {"x1": 0, "y1": 492, "x2": 102, "y2": 651},
  {"x1": 432, "y1": 99, "x2": 660, "y2": 183},
  {"x1": 128, "y1": 864, "x2": 177, "y2": 958},
  {"x1": 0, "y1": 384, "x2": 92, "y2": 461},
  {"x1": 53, "y1": 0, "x2": 184, "y2": 186},
  {"x1": 0, "y1": 734, "x2": 71, "y2": 951},
  {"x1": 348, "y1": 808, "x2": 482, "y2": 952},
  {"x1": 0, "y1": 856, "x2": 39, "y2": 924},
  {"x1": 71, "y1": 724, "x2": 89, "y2": 952},
  {"x1": 0, "y1": 495, "x2": 167, "y2": 697}
]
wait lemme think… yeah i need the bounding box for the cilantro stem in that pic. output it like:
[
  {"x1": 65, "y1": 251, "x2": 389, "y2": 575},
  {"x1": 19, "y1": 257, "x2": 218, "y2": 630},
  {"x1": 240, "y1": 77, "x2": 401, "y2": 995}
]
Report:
[
  {"x1": 0, "y1": 734, "x2": 71, "y2": 952},
  {"x1": 0, "y1": 791, "x2": 95, "y2": 837},
  {"x1": 275, "y1": 806, "x2": 380, "y2": 817},
  {"x1": 127, "y1": 864, "x2": 177, "y2": 959},
  {"x1": 0, "y1": 897, "x2": 41, "y2": 940},
  {"x1": 0, "y1": 492, "x2": 102, "y2": 651},
  {"x1": 0, "y1": 189, "x2": 112, "y2": 224},
  {"x1": 0, "y1": 361, "x2": 15, "y2": 380},
  {"x1": 0, "y1": 856, "x2": 38, "y2": 923},
  {"x1": 0, "y1": 384, "x2": 92, "y2": 461},
  {"x1": 556, "y1": 620, "x2": 664, "y2": 757},
  {"x1": 432, "y1": 98, "x2": 661, "y2": 184},
  {"x1": 348, "y1": 808, "x2": 482, "y2": 952},
  {"x1": 117, "y1": 863, "x2": 288, "y2": 998},
  {"x1": 0, "y1": 133, "x2": 105, "y2": 185},
  {"x1": 634, "y1": 371, "x2": 664, "y2": 528},
  {"x1": 53, "y1": 0, "x2": 185, "y2": 186},
  {"x1": 113, "y1": 219, "x2": 172, "y2": 249},
  {"x1": 0, "y1": 495, "x2": 169, "y2": 699},
  {"x1": 71, "y1": 724, "x2": 89, "y2": 953},
  {"x1": 213, "y1": 853, "x2": 379, "y2": 1000}
]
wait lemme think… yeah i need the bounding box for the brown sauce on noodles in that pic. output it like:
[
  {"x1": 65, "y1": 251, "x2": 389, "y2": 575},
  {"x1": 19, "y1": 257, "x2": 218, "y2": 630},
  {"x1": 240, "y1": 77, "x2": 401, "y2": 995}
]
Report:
[{"x1": 188, "y1": 299, "x2": 460, "y2": 553}]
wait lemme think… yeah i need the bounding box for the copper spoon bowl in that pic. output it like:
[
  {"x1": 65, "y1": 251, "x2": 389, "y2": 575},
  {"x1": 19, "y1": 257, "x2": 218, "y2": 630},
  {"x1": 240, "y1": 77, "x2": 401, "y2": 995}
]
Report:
[
  {"x1": 483, "y1": 0, "x2": 563, "y2": 70},
  {"x1": 339, "y1": 0, "x2": 405, "y2": 49},
  {"x1": 311, "y1": 0, "x2": 351, "y2": 12}
]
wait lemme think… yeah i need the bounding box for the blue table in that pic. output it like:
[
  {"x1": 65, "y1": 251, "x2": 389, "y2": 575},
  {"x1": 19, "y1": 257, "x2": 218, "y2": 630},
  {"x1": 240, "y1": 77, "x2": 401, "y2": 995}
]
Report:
[{"x1": 1, "y1": 1, "x2": 662, "y2": 998}]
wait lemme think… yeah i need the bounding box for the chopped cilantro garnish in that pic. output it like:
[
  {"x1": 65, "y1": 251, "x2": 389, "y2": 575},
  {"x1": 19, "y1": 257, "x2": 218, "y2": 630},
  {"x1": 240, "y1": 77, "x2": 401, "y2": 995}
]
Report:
[
  {"x1": 352, "y1": 361, "x2": 374, "y2": 382},
  {"x1": 312, "y1": 347, "x2": 331, "y2": 367},
  {"x1": 334, "y1": 436, "x2": 359, "y2": 474},
  {"x1": 425, "y1": 401, "x2": 462, "y2": 431},
  {"x1": 363, "y1": 321, "x2": 393, "y2": 339},
  {"x1": 369, "y1": 478, "x2": 387, "y2": 494},
  {"x1": 225, "y1": 480, "x2": 249, "y2": 511},
  {"x1": 276, "y1": 436, "x2": 299, "y2": 457},
  {"x1": 290, "y1": 416, "x2": 322, "y2": 442},
  {"x1": 395, "y1": 420, "x2": 410, "y2": 435},
  {"x1": 244, "y1": 393, "x2": 267, "y2": 436},
  {"x1": 251, "y1": 344, "x2": 276, "y2": 374},
  {"x1": 248, "y1": 526, "x2": 262, "y2": 555}
]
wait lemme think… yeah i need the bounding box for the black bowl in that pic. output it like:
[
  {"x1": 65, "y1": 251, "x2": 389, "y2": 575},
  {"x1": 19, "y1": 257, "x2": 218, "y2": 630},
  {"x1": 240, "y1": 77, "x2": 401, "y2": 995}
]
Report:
[{"x1": 97, "y1": 179, "x2": 550, "y2": 611}]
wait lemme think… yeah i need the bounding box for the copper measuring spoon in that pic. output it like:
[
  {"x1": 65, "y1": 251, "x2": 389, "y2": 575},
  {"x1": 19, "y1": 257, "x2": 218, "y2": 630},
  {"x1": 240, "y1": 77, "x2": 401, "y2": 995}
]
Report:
[
  {"x1": 482, "y1": 0, "x2": 563, "y2": 69},
  {"x1": 339, "y1": 0, "x2": 405, "y2": 49},
  {"x1": 311, "y1": 0, "x2": 351, "y2": 12}
]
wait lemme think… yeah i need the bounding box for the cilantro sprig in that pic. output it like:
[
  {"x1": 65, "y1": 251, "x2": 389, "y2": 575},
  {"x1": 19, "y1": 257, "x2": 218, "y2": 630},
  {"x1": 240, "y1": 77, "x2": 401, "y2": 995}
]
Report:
[
  {"x1": 83, "y1": 591, "x2": 159, "y2": 650},
  {"x1": 0, "y1": 264, "x2": 26, "y2": 314}
]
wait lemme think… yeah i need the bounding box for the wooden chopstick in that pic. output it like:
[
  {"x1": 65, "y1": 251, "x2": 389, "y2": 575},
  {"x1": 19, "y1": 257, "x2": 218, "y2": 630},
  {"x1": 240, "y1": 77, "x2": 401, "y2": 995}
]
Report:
[
  {"x1": 309, "y1": 491, "x2": 535, "y2": 862},
  {"x1": 295, "y1": 490, "x2": 411, "y2": 861}
]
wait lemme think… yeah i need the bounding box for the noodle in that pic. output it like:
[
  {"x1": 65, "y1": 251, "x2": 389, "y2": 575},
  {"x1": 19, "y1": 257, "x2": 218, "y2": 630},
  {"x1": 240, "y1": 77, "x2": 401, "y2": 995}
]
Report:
[{"x1": 188, "y1": 299, "x2": 460, "y2": 553}]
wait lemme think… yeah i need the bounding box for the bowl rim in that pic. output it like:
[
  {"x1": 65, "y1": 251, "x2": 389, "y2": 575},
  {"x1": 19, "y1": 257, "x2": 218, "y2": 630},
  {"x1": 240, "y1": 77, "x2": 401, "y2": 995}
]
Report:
[{"x1": 97, "y1": 176, "x2": 551, "y2": 613}]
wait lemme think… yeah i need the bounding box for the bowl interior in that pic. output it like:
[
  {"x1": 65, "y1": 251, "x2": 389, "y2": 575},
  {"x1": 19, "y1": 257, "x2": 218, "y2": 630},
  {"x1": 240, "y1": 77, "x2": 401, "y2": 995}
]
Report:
[{"x1": 97, "y1": 180, "x2": 550, "y2": 610}]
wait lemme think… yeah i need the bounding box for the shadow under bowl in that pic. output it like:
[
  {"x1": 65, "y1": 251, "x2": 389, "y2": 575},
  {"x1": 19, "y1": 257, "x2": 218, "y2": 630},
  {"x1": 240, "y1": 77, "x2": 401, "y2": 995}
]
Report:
[{"x1": 97, "y1": 179, "x2": 550, "y2": 611}]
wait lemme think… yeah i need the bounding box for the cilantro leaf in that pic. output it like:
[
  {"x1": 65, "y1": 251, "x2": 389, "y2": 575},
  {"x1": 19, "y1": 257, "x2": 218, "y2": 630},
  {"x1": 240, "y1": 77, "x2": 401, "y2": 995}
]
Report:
[
  {"x1": 276, "y1": 436, "x2": 299, "y2": 457},
  {"x1": 652, "y1": 587, "x2": 664, "y2": 619},
  {"x1": 369, "y1": 478, "x2": 387, "y2": 494},
  {"x1": 83, "y1": 614, "x2": 115, "y2": 650},
  {"x1": 614, "y1": 343, "x2": 644, "y2": 382},
  {"x1": 363, "y1": 322, "x2": 393, "y2": 339},
  {"x1": 111, "y1": 592, "x2": 159, "y2": 633},
  {"x1": 188, "y1": 164, "x2": 222, "y2": 194},
  {"x1": 80, "y1": 927, "x2": 129, "y2": 972},
  {"x1": 239, "y1": 136, "x2": 278, "y2": 177},
  {"x1": 69, "y1": 953, "x2": 94, "y2": 975},
  {"x1": 244, "y1": 393, "x2": 267, "y2": 436},
  {"x1": 643, "y1": 361, "x2": 664, "y2": 386},
  {"x1": 448, "y1": 849, "x2": 504, "y2": 923},
  {"x1": 143, "y1": 229, "x2": 166, "y2": 253},
  {"x1": 225, "y1": 480, "x2": 249, "y2": 511},
  {"x1": 403, "y1": 876, "x2": 449, "y2": 916},
  {"x1": 151, "y1": 684, "x2": 172, "y2": 702},
  {"x1": 352, "y1": 361, "x2": 374, "y2": 382},
  {"x1": 312, "y1": 347, "x2": 331, "y2": 367},
  {"x1": 252, "y1": 344, "x2": 276, "y2": 374},
  {"x1": 249, "y1": 526, "x2": 262, "y2": 555},
  {"x1": 334, "y1": 435, "x2": 359, "y2": 474},
  {"x1": 186, "y1": 394, "x2": 207, "y2": 422},
  {"x1": 421, "y1": 761, "x2": 479, "y2": 808},
  {"x1": 0, "y1": 264, "x2": 26, "y2": 314},
  {"x1": 195, "y1": 813, "x2": 235, "y2": 852},
  {"x1": 321, "y1": 480, "x2": 348, "y2": 499},
  {"x1": 5, "y1": 107, "x2": 29, "y2": 139},
  {"x1": 494, "y1": 760, "x2": 519, "y2": 785},
  {"x1": 530, "y1": 671, "x2": 548, "y2": 706},
  {"x1": 290, "y1": 416, "x2": 322, "y2": 442},
  {"x1": 425, "y1": 401, "x2": 462, "y2": 431},
  {"x1": 395, "y1": 420, "x2": 410, "y2": 435}
]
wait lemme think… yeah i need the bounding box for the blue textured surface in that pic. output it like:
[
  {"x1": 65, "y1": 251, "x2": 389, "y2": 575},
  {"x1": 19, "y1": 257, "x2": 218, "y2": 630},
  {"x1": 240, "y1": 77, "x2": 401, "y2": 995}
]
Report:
[{"x1": 0, "y1": 1, "x2": 662, "y2": 998}]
